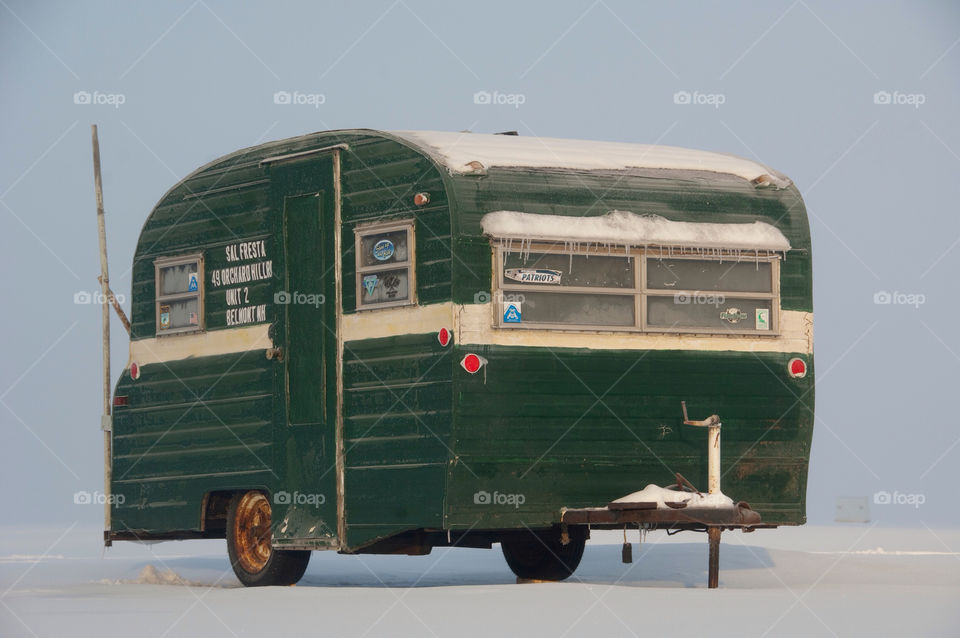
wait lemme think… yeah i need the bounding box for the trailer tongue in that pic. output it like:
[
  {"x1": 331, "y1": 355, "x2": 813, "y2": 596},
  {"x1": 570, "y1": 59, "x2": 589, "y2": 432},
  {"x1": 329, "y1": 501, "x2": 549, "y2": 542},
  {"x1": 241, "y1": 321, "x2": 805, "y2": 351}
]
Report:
[{"x1": 560, "y1": 403, "x2": 773, "y2": 588}]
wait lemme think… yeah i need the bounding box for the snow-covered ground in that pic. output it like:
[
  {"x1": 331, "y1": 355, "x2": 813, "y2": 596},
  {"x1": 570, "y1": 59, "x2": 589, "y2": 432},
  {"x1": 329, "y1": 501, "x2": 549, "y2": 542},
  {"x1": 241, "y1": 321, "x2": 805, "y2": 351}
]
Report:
[{"x1": 2, "y1": 524, "x2": 958, "y2": 637}]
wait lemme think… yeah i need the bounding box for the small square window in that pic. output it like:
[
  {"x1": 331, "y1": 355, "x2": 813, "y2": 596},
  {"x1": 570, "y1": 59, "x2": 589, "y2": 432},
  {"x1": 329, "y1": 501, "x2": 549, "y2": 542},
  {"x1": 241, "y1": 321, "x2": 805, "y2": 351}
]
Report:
[
  {"x1": 155, "y1": 254, "x2": 204, "y2": 335},
  {"x1": 354, "y1": 221, "x2": 416, "y2": 310}
]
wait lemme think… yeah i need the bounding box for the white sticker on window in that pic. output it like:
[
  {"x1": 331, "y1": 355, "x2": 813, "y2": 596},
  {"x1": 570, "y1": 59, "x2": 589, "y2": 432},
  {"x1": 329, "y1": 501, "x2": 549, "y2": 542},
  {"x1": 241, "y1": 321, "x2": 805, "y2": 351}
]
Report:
[
  {"x1": 504, "y1": 268, "x2": 562, "y2": 284},
  {"x1": 720, "y1": 307, "x2": 748, "y2": 324},
  {"x1": 756, "y1": 308, "x2": 770, "y2": 330},
  {"x1": 503, "y1": 301, "x2": 522, "y2": 323}
]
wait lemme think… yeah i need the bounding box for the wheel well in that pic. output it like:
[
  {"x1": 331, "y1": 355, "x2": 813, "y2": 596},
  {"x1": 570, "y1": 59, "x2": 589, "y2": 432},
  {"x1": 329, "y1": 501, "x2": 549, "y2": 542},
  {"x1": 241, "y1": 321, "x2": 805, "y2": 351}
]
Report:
[{"x1": 202, "y1": 491, "x2": 240, "y2": 536}]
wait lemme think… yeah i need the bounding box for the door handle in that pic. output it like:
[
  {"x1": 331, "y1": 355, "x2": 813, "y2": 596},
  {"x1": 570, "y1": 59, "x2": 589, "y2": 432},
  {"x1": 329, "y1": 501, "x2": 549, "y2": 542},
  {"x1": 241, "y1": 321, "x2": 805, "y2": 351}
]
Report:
[{"x1": 265, "y1": 347, "x2": 284, "y2": 361}]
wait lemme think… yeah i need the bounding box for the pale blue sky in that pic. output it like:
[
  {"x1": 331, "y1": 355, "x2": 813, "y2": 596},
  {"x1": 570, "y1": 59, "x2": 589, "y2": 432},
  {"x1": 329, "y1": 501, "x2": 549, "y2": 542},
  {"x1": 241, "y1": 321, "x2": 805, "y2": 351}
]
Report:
[{"x1": 1, "y1": 1, "x2": 958, "y2": 526}]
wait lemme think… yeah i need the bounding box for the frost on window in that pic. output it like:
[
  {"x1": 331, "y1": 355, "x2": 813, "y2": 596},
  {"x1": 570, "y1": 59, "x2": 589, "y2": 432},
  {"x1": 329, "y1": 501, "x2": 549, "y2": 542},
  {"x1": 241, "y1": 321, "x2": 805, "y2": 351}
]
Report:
[
  {"x1": 647, "y1": 297, "x2": 772, "y2": 331},
  {"x1": 355, "y1": 221, "x2": 415, "y2": 310},
  {"x1": 502, "y1": 252, "x2": 633, "y2": 289},
  {"x1": 646, "y1": 259, "x2": 771, "y2": 293},
  {"x1": 520, "y1": 291, "x2": 635, "y2": 326},
  {"x1": 358, "y1": 229, "x2": 409, "y2": 268},
  {"x1": 155, "y1": 255, "x2": 203, "y2": 334},
  {"x1": 495, "y1": 243, "x2": 780, "y2": 335},
  {"x1": 359, "y1": 269, "x2": 409, "y2": 305}
]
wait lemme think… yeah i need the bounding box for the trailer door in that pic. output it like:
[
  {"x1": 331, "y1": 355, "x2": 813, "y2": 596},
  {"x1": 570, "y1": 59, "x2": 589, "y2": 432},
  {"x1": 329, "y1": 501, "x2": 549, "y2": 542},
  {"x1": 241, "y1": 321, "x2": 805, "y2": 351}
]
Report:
[{"x1": 269, "y1": 156, "x2": 340, "y2": 548}]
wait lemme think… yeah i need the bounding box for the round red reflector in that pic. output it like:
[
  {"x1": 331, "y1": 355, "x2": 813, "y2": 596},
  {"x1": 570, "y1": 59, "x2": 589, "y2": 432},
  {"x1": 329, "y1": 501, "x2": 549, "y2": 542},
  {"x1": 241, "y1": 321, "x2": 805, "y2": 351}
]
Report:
[
  {"x1": 461, "y1": 353, "x2": 482, "y2": 374},
  {"x1": 129, "y1": 362, "x2": 140, "y2": 380},
  {"x1": 414, "y1": 192, "x2": 430, "y2": 206},
  {"x1": 788, "y1": 357, "x2": 806, "y2": 378},
  {"x1": 438, "y1": 328, "x2": 451, "y2": 347}
]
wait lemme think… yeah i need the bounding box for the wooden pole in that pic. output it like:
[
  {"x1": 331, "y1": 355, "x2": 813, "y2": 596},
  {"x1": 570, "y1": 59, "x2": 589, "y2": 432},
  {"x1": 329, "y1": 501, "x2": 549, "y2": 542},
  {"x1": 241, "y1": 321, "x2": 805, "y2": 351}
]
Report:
[{"x1": 91, "y1": 125, "x2": 112, "y2": 539}]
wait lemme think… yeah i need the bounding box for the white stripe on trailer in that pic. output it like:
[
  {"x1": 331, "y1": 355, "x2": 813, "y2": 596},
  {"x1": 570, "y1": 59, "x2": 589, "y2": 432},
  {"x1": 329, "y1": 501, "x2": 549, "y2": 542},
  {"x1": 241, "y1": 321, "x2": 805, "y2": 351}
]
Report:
[
  {"x1": 455, "y1": 305, "x2": 813, "y2": 355},
  {"x1": 128, "y1": 304, "x2": 811, "y2": 366},
  {"x1": 128, "y1": 324, "x2": 270, "y2": 366}
]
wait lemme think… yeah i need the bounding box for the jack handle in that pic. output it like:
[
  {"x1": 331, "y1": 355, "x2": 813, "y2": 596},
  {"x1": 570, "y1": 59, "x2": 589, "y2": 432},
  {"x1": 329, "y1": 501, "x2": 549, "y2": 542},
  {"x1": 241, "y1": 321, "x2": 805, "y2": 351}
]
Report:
[{"x1": 681, "y1": 401, "x2": 721, "y2": 429}]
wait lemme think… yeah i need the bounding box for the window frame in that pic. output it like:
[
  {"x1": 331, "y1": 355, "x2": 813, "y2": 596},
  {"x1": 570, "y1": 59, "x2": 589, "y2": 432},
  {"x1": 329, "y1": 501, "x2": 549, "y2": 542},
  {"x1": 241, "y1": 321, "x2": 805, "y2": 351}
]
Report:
[
  {"x1": 494, "y1": 243, "x2": 781, "y2": 336},
  {"x1": 353, "y1": 219, "x2": 417, "y2": 311},
  {"x1": 154, "y1": 253, "x2": 205, "y2": 336}
]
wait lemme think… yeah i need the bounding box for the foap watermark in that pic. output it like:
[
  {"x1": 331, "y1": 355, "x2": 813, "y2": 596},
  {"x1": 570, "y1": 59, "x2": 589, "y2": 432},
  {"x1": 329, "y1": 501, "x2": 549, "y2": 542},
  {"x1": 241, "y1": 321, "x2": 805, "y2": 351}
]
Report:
[
  {"x1": 473, "y1": 490, "x2": 525, "y2": 509},
  {"x1": 873, "y1": 290, "x2": 925, "y2": 308},
  {"x1": 274, "y1": 491, "x2": 326, "y2": 507},
  {"x1": 73, "y1": 90, "x2": 126, "y2": 108},
  {"x1": 74, "y1": 290, "x2": 126, "y2": 305},
  {"x1": 273, "y1": 90, "x2": 326, "y2": 108},
  {"x1": 874, "y1": 490, "x2": 925, "y2": 509},
  {"x1": 873, "y1": 90, "x2": 925, "y2": 109},
  {"x1": 674, "y1": 292, "x2": 725, "y2": 307},
  {"x1": 74, "y1": 490, "x2": 125, "y2": 505},
  {"x1": 473, "y1": 290, "x2": 526, "y2": 305},
  {"x1": 473, "y1": 90, "x2": 526, "y2": 109},
  {"x1": 673, "y1": 90, "x2": 725, "y2": 109},
  {"x1": 274, "y1": 290, "x2": 326, "y2": 307}
]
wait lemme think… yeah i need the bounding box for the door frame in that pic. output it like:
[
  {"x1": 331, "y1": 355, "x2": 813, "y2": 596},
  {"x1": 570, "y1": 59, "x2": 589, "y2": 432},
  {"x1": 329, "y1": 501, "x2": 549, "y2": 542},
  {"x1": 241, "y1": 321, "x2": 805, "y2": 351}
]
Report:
[{"x1": 263, "y1": 144, "x2": 347, "y2": 550}]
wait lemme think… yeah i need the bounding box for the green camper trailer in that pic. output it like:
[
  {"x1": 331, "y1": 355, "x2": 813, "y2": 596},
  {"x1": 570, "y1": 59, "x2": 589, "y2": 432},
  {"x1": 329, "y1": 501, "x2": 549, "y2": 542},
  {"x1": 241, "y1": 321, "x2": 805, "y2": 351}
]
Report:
[{"x1": 105, "y1": 129, "x2": 814, "y2": 587}]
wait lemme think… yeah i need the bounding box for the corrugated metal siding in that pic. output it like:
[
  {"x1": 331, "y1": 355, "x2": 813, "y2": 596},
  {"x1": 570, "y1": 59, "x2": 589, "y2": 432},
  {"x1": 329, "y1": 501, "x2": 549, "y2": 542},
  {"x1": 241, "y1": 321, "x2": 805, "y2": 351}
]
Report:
[
  {"x1": 112, "y1": 351, "x2": 274, "y2": 531},
  {"x1": 447, "y1": 347, "x2": 813, "y2": 528},
  {"x1": 342, "y1": 334, "x2": 452, "y2": 548},
  {"x1": 113, "y1": 129, "x2": 812, "y2": 542},
  {"x1": 117, "y1": 130, "x2": 458, "y2": 542},
  {"x1": 445, "y1": 167, "x2": 812, "y2": 311},
  {"x1": 340, "y1": 136, "x2": 452, "y2": 311}
]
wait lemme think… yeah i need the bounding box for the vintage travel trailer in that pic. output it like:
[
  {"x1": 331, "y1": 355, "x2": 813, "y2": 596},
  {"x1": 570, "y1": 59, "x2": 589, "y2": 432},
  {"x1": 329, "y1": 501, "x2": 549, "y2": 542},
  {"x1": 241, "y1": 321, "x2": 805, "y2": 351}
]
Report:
[{"x1": 102, "y1": 129, "x2": 813, "y2": 587}]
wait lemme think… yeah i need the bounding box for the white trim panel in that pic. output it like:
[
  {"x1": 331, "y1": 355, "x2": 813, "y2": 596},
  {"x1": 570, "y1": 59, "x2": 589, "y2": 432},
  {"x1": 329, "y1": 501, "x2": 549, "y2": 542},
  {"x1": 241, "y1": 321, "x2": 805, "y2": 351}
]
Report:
[
  {"x1": 126, "y1": 304, "x2": 812, "y2": 366},
  {"x1": 456, "y1": 305, "x2": 813, "y2": 354},
  {"x1": 128, "y1": 324, "x2": 271, "y2": 366},
  {"x1": 342, "y1": 302, "x2": 454, "y2": 342}
]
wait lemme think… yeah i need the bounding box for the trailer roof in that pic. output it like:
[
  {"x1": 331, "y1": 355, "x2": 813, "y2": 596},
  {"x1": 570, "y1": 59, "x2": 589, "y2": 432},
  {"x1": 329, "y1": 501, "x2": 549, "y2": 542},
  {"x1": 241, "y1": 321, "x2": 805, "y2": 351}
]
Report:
[
  {"x1": 391, "y1": 130, "x2": 791, "y2": 188},
  {"x1": 481, "y1": 210, "x2": 791, "y2": 252}
]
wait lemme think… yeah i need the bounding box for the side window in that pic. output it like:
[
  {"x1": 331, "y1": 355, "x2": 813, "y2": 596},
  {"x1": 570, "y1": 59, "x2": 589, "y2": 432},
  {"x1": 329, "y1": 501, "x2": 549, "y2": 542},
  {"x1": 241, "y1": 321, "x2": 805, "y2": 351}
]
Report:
[
  {"x1": 354, "y1": 220, "x2": 416, "y2": 310},
  {"x1": 644, "y1": 258, "x2": 776, "y2": 333},
  {"x1": 155, "y1": 254, "x2": 204, "y2": 335},
  {"x1": 499, "y1": 251, "x2": 636, "y2": 327},
  {"x1": 494, "y1": 245, "x2": 780, "y2": 335}
]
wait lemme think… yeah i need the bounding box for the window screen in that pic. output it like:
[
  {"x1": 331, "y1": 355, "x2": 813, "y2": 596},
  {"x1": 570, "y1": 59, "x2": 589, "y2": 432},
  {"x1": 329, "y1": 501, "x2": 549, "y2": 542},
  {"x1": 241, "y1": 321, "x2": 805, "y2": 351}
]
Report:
[
  {"x1": 495, "y1": 246, "x2": 779, "y2": 335},
  {"x1": 355, "y1": 221, "x2": 415, "y2": 310},
  {"x1": 155, "y1": 255, "x2": 203, "y2": 334}
]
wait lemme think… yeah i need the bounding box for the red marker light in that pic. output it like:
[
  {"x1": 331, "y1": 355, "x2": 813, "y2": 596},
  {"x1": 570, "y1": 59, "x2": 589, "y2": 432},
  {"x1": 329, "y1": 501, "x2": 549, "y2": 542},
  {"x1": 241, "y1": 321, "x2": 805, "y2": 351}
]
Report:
[
  {"x1": 460, "y1": 353, "x2": 486, "y2": 374},
  {"x1": 129, "y1": 362, "x2": 140, "y2": 380},
  {"x1": 113, "y1": 395, "x2": 128, "y2": 407},
  {"x1": 788, "y1": 357, "x2": 807, "y2": 378},
  {"x1": 414, "y1": 192, "x2": 430, "y2": 206},
  {"x1": 437, "y1": 328, "x2": 451, "y2": 347}
]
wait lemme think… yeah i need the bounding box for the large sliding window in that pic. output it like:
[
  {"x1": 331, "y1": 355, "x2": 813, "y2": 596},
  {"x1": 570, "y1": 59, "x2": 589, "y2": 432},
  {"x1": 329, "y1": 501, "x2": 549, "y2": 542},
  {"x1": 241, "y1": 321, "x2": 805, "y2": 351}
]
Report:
[{"x1": 496, "y1": 245, "x2": 780, "y2": 335}]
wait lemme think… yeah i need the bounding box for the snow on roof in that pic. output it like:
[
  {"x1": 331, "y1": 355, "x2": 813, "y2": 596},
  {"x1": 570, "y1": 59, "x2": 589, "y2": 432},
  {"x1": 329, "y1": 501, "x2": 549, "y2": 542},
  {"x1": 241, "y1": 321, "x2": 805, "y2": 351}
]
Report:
[
  {"x1": 391, "y1": 130, "x2": 791, "y2": 188},
  {"x1": 481, "y1": 210, "x2": 791, "y2": 252}
]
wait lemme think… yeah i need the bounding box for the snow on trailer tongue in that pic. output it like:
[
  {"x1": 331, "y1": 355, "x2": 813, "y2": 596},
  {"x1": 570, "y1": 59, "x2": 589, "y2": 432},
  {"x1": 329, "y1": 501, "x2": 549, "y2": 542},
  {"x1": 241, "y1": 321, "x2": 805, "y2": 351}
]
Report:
[
  {"x1": 481, "y1": 210, "x2": 791, "y2": 255},
  {"x1": 610, "y1": 484, "x2": 735, "y2": 510}
]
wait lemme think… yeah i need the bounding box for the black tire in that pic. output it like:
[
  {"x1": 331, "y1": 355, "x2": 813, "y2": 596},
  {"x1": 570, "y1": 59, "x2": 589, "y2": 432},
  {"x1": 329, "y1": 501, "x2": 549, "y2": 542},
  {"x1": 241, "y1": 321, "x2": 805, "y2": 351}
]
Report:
[
  {"x1": 501, "y1": 529, "x2": 586, "y2": 581},
  {"x1": 226, "y1": 491, "x2": 310, "y2": 587}
]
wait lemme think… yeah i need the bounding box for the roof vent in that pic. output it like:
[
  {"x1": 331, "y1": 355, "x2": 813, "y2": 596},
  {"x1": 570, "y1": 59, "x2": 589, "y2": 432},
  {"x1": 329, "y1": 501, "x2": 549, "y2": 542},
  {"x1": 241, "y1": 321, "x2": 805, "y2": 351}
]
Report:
[{"x1": 494, "y1": 131, "x2": 519, "y2": 136}]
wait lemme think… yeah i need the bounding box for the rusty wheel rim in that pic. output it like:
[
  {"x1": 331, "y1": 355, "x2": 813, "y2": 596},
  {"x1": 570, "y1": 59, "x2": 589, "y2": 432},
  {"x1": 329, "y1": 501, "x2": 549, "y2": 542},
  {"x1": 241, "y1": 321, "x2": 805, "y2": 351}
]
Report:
[{"x1": 233, "y1": 492, "x2": 272, "y2": 574}]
